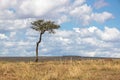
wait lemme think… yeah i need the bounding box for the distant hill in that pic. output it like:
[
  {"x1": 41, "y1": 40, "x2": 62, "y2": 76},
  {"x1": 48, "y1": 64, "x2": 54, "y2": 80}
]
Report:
[{"x1": 0, "y1": 56, "x2": 119, "y2": 62}]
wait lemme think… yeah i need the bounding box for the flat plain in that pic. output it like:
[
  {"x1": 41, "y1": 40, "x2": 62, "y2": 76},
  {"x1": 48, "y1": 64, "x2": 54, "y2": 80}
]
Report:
[{"x1": 0, "y1": 56, "x2": 120, "y2": 80}]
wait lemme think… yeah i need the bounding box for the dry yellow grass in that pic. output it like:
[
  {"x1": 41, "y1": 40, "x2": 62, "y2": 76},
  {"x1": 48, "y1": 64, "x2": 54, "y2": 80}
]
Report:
[{"x1": 0, "y1": 59, "x2": 120, "y2": 80}]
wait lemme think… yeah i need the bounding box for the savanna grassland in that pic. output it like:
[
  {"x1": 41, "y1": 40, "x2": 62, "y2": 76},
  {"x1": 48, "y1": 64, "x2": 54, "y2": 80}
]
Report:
[{"x1": 0, "y1": 59, "x2": 120, "y2": 80}]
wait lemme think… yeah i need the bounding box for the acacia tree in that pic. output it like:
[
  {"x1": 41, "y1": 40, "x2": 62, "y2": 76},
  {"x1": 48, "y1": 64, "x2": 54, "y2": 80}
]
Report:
[{"x1": 31, "y1": 20, "x2": 60, "y2": 62}]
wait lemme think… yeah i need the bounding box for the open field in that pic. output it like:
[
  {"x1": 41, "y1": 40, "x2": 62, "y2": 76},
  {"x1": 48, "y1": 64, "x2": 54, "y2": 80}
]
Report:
[{"x1": 0, "y1": 57, "x2": 120, "y2": 80}]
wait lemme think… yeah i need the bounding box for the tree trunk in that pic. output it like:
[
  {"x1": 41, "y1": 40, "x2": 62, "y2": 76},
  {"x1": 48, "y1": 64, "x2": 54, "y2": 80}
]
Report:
[{"x1": 35, "y1": 33, "x2": 42, "y2": 62}]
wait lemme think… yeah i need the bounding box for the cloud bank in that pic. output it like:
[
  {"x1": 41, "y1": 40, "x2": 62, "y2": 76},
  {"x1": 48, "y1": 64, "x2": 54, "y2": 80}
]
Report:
[
  {"x1": 0, "y1": 0, "x2": 119, "y2": 57},
  {"x1": 0, "y1": 0, "x2": 113, "y2": 25},
  {"x1": 0, "y1": 26, "x2": 120, "y2": 57}
]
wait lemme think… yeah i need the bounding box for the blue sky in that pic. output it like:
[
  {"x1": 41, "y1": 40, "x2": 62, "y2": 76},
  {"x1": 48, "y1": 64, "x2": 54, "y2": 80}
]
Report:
[{"x1": 0, "y1": 0, "x2": 120, "y2": 57}]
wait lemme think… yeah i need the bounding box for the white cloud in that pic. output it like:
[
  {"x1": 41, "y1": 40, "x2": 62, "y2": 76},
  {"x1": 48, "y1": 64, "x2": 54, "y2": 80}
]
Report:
[
  {"x1": 70, "y1": 4, "x2": 92, "y2": 16},
  {"x1": 69, "y1": 4, "x2": 92, "y2": 25},
  {"x1": 70, "y1": 5, "x2": 113, "y2": 25},
  {"x1": 0, "y1": 18, "x2": 33, "y2": 31},
  {"x1": 94, "y1": 0, "x2": 108, "y2": 9},
  {"x1": 69, "y1": 3, "x2": 113, "y2": 25},
  {"x1": 17, "y1": 0, "x2": 69, "y2": 18},
  {"x1": 0, "y1": 9, "x2": 15, "y2": 19},
  {"x1": 0, "y1": 0, "x2": 17, "y2": 10},
  {"x1": 0, "y1": 33, "x2": 8, "y2": 39},
  {"x1": 88, "y1": 26, "x2": 98, "y2": 33},
  {"x1": 91, "y1": 12, "x2": 114, "y2": 23},
  {"x1": 73, "y1": 0, "x2": 86, "y2": 6},
  {"x1": 0, "y1": 0, "x2": 17, "y2": 19},
  {"x1": 98, "y1": 27, "x2": 120, "y2": 41},
  {"x1": 57, "y1": 15, "x2": 69, "y2": 24}
]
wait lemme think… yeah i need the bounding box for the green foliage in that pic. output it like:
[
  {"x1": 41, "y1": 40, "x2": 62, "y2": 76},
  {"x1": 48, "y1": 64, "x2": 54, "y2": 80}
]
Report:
[{"x1": 31, "y1": 20, "x2": 60, "y2": 34}]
